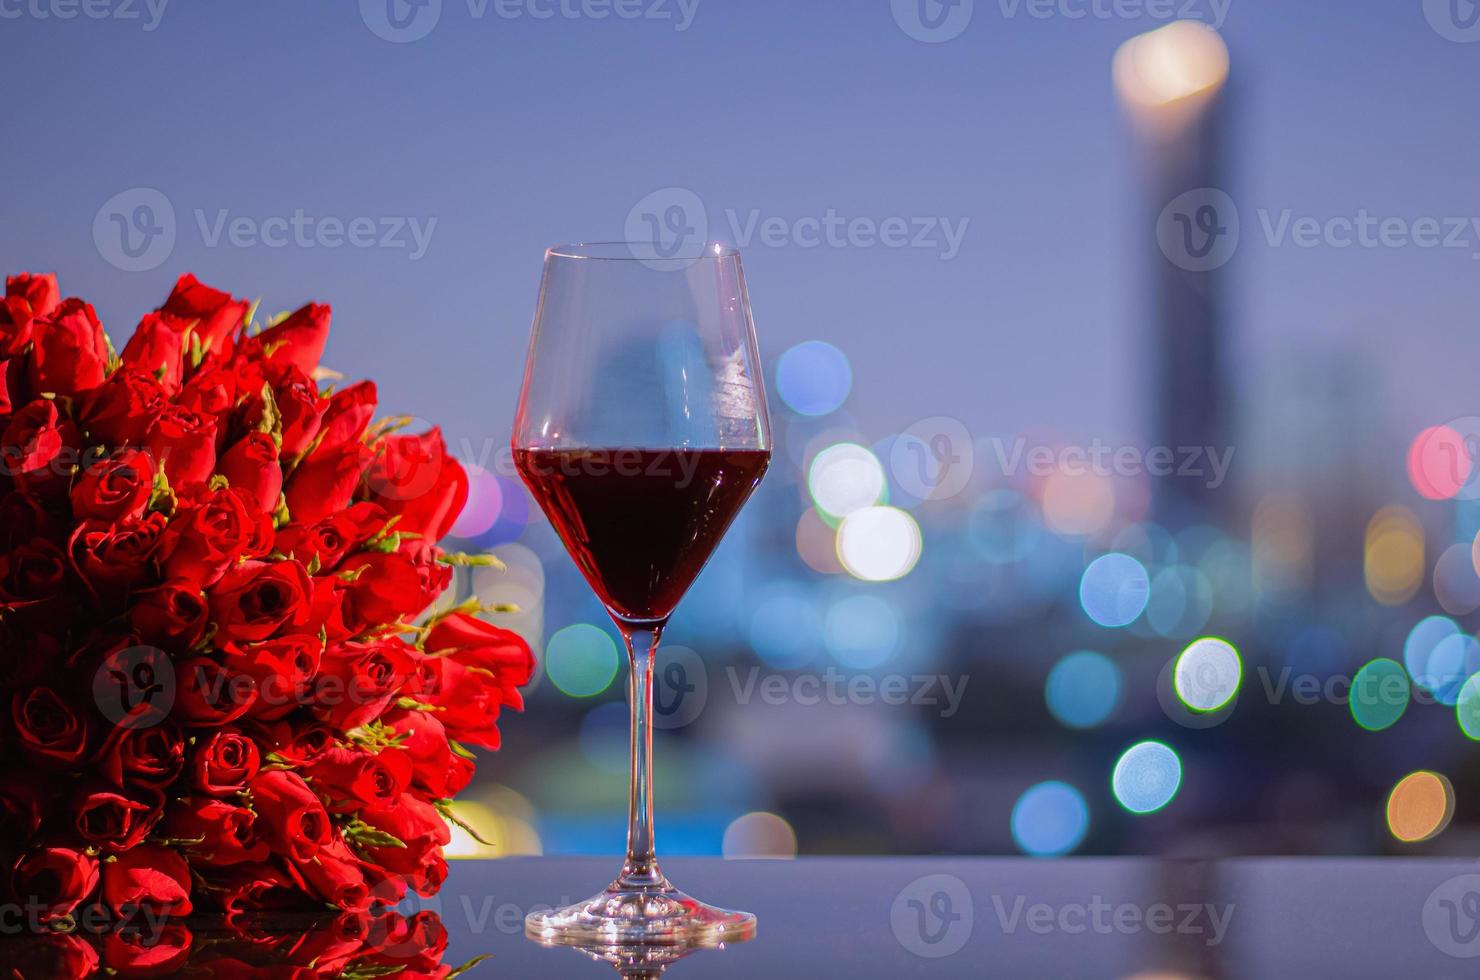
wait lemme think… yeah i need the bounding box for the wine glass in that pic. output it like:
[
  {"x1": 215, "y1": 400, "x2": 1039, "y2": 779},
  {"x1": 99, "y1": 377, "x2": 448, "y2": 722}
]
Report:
[{"x1": 513, "y1": 242, "x2": 771, "y2": 946}]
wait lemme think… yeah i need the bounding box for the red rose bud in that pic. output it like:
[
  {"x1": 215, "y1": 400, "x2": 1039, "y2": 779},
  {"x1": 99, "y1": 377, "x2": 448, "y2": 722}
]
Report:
[
  {"x1": 340, "y1": 551, "x2": 437, "y2": 629},
  {"x1": 422, "y1": 613, "x2": 535, "y2": 748},
  {"x1": 129, "y1": 580, "x2": 209, "y2": 653},
  {"x1": 383, "y1": 709, "x2": 473, "y2": 799},
  {"x1": 121, "y1": 311, "x2": 192, "y2": 394},
  {"x1": 249, "y1": 770, "x2": 333, "y2": 863},
  {"x1": 72, "y1": 448, "x2": 155, "y2": 523},
  {"x1": 100, "y1": 921, "x2": 192, "y2": 978},
  {"x1": 174, "y1": 657, "x2": 256, "y2": 726},
  {"x1": 71, "y1": 782, "x2": 161, "y2": 851},
  {"x1": 284, "y1": 438, "x2": 363, "y2": 526},
  {"x1": 219, "y1": 432, "x2": 283, "y2": 513},
  {"x1": 208, "y1": 560, "x2": 314, "y2": 646},
  {"x1": 360, "y1": 428, "x2": 469, "y2": 542},
  {"x1": 247, "y1": 365, "x2": 324, "y2": 457},
  {"x1": 160, "y1": 273, "x2": 250, "y2": 354},
  {"x1": 208, "y1": 861, "x2": 302, "y2": 919},
  {"x1": 68, "y1": 513, "x2": 169, "y2": 605},
  {"x1": 11, "y1": 847, "x2": 99, "y2": 922},
  {"x1": 163, "y1": 798, "x2": 268, "y2": 867},
  {"x1": 293, "y1": 837, "x2": 370, "y2": 911},
  {"x1": 312, "y1": 380, "x2": 377, "y2": 455},
  {"x1": 230, "y1": 634, "x2": 321, "y2": 721},
  {"x1": 96, "y1": 717, "x2": 185, "y2": 788},
  {"x1": 274, "y1": 501, "x2": 385, "y2": 573},
  {"x1": 190, "y1": 727, "x2": 261, "y2": 795},
  {"x1": 305, "y1": 745, "x2": 411, "y2": 814},
  {"x1": 251, "y1": 716, "x2": 335, "y2": 766},
  {"x1": 0, "y1": 538, "x2": 70, "y2": 608},
  {"x1": 82, "y1": 368, "x2": 168, "y2": 447},
  {"x1": 145, "y1": 404, "x2": 217, "y2": 491},
  {"x1": 2, "y1": 399, "x2": 79, "y2": 495},
  {"x1": 159, "y1": 487, "x2": 273, "y2": 588},
  {"x1": 358, "y1": 794, "x2": 452, "y2": 897},
  {"x1": 0, "y1": 272, "x2": 60, "y2": 357},
  {"x1": 0, "y1": 772, "x2": 47, "y2": 837},
  {"x1": 30, "y1": 297, "x2": 109, "y2": 397},
  {"x1": 102, "y1": 843, "x2": 192, "y2": 917},
  {"x1": 12, "y1": 686, "x2": 90, "y2": 768},
  {"x1": 243, "y1": 302, "x2": 331, "y2": 376},
  {"x1": 311, "y1": 639, "x2": 416, "y2": 731}
]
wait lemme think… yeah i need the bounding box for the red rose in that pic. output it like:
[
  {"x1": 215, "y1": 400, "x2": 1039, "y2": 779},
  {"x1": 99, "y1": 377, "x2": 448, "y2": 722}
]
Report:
[
  {"x1": 339, "y1": 551, "x2": 437, "y2": 629},
  {"x1": 96, "y1": 717, "x2": 185, "y2": 788},
  {"x1": 68, "y1": 513, "x2": 168, "y2": 603},
  {"x1": 359, "y1": 795, "x2": 451, "y2": 897},
  {"x1": 174, "y1": 657, "x2": 256, "y2": 726},
  {"x1": 230, "y1": 634, "x2": 321, "y2": 721},
  {"x1": 421, "y1": 613, "x2": 535, "y2": 748},
  {"x1": 249, "y1": 770, "x2": 332, "y2": 863},
  {"x1": 176, "y1": 360, "x2": 248, "y2": 420},
  {"x1": 129, "y1": 580, "x2": 208, "y2": 653},
  {"x1": 291, "y1": 837, "x2": 369, "y2": 911},
  {"x1": 71, "y1": 449, "x2": 154, "y2": 522},
  {"x1": 219, "y1": 432, "x2": 283, "y2": 513},
  {"x1": 82, "y1": 369, "x2": 167, "y2": 448},
  {"x1": 100, "y1": 922, "x2": 192, "y2": 978},
  {"x1": 311, "y1": 639, "x2": 415, "y2": 731},
  {"x1": 160, "y1": 487, "x2": 273, "y2": 587},
  {"x1": 190, "y1": 727, "x2": 261, "y2": 795},
  {"x1": 382, "y1": 708, "x2": 473, "y2": 799},
  {"x1": 11, "y1": 847, "x2": 99, "y2": 922},
  {"x1": 13, "y1": 686, "x2": 90, "y2": 768},
  {"x1": 146, "y1": 404, "x2": 217, "y2": 490},
  {"x1": 360, "y1": 428, "x2": 468, "y2": 542},
  {"x1": 304, "y1": 745, "x2": 411, "y2": 814},
  {"x1": 242, "y1": 302, "x2": 331, "y2": 376},
  {"x1": 72, "y1": 781, "x2": 161, "y2": 851},
  {"x1": 0, "y1": 772, "x2": 46, "y2": 837},
  {"x1": 284, "y1": 438, "x2": 363, "y2": 526},
  {"x1": 244, "y1": 365, "x2": 324, "y2": 457},
  {"x1": 208, "y1": 862, "x2": 301, "y2": 919},
  {"x1": 275, "y1": 501, "x2": 385, "y2": 573},
  {"x1": 0, "y1": 539, "x2": 69, "y2": 608},
  {"x1": 0, "y1": 272, "x2": 60, "y2": 357},
  {"x1": 120, "y1": 311, "x2": 191, "y2": 394},
  {"x1": 159, "y1": 273, "x2": 249, "y2": 355},
  {"x1": 313, "y1": 379, "x2": 377, "y2": 455},
  {"x1": 208, "y1": 560, "x2": 313, "y2": 646},
  {"x1": 2, "y1": 399, "x2": 79, "y2": 495},
  {"x1": 102, "y1": 843, "x2": 192, "y2": 917},
  {"x1": 30, "y1": 298, "x2": 109, "y2": 397},
  {"x1": 163, "y1": 798, "x2": 268, "y2": 867}
]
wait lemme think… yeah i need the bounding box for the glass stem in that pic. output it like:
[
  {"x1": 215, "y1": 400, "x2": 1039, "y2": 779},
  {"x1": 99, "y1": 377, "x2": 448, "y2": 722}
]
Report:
[{"x1": 617, "y1": 624, "x2": 666, "y2": 889}]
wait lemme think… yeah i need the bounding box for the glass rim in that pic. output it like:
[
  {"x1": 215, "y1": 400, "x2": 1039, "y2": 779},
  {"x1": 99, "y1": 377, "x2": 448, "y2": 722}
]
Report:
[{"x1": 546, "y1": 241, "x2": 741, "y2": 261}]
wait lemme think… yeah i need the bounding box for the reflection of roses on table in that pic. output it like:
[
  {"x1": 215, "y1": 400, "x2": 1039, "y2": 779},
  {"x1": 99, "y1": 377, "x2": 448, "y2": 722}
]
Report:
[{"x1": 0, "y1": 272, "x2": 535, "y2": 926}]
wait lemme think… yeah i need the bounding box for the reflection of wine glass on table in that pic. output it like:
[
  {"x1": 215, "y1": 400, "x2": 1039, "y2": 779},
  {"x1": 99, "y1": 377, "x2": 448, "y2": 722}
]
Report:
[{"x1": 513, "y1": 243, "x2": 771, "y2": 946}]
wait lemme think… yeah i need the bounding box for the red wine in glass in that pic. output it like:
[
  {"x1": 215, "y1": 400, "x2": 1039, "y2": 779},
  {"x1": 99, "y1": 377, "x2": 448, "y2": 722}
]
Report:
[
  {"x1": 514, "y1": 448, "x2": 770, "y2": 624},
  {"x1": 514, "y1": 242, "x2": 772, "y2": 949}
]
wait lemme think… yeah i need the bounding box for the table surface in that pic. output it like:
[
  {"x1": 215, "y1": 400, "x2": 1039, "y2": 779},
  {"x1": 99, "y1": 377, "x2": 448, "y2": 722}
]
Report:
[{"x1": 435, "y1": 856, "x2": 1480, "y2": 978}]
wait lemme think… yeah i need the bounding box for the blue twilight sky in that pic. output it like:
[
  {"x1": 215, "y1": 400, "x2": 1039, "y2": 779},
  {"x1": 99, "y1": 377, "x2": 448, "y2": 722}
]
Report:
[{"x1": 1, "y1": 0, "x2": 1476, "y2": 462}]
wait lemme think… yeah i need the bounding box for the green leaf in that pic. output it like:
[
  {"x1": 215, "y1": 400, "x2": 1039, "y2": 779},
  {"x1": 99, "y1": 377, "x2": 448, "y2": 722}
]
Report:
[{"x1": 446, "y1": 954, "x2": 493, "y2": 979}]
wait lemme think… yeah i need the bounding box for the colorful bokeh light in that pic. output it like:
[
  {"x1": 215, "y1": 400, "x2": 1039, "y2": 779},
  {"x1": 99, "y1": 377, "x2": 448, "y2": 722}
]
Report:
[
  {"x1": 1112, "y1": 741, "x2": 1182, "y2": 814},
  {"x1": 1011, "y1": 781, "x2": 1090, "y2": 856},
  {"x1": 1045, "y1": 651, "x2": 1122, "y2": 729},
  {"x1": 1079, "y1": 553, "x2": 1151, "y2": 628}
]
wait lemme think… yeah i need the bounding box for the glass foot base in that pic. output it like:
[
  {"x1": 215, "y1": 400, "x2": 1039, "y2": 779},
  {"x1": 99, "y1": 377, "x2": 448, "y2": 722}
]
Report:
[{"x1": 526, "y1": 881, "x2": 756, "y2": 947}]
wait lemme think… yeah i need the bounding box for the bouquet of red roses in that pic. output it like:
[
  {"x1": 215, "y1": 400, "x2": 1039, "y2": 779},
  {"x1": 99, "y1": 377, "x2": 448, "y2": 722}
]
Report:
[{"x1": 0, "y1": 272, "x2": 534, "y2": 929}]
